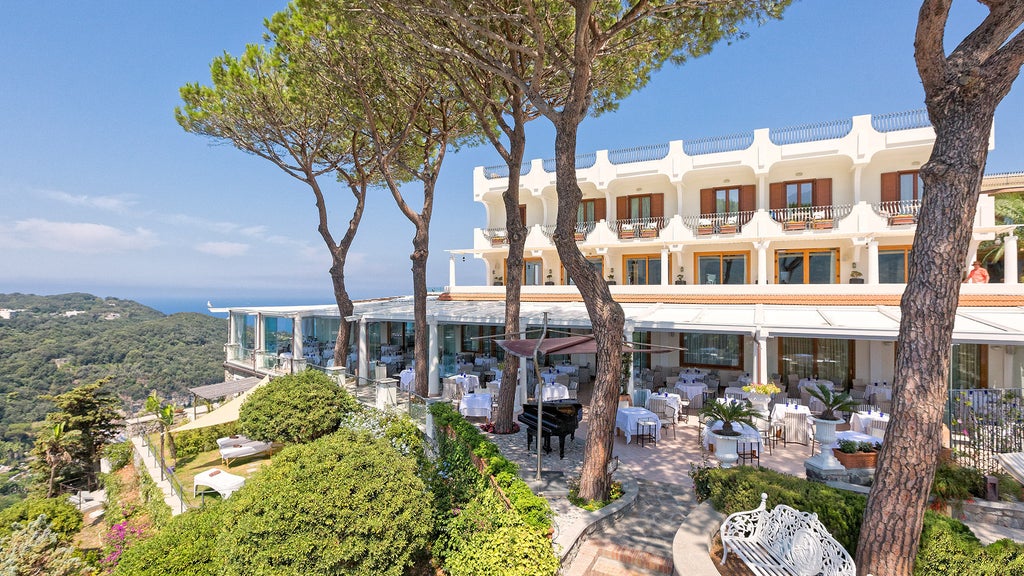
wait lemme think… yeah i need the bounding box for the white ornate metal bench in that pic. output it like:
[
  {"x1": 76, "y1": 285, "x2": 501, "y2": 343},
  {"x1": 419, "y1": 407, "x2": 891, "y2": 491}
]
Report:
[{"x1": 720, "y1": 493, "x2": 857, "y2": 576}]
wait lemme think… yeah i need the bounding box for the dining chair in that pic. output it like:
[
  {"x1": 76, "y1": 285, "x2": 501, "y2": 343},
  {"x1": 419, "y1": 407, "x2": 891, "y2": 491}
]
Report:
[
  {"x1": 869, "y1": 420, "x2": 889, "y2": 440},
  {"x1": 783, "y1": 411, "x2": 809, "y2": 446},
  {"x1": 737, "y1": 441, "x2": 760, "y2": 468},
  {"x1": 648, "y1": 397, "x2": 676, "y2": 439}
]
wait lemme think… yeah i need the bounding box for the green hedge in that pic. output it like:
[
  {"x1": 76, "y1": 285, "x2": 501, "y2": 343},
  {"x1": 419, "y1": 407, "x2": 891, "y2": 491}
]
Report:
[
  {"x1": 113, "y1": 504, "x2": 224, "y2": 576},
  {"x1": 239, "y1": 370, "x2": 361, "y2": 444},
  {"x1": 428, "y1": 402, "x2": 557, "y2": 576},
  {"x1": 172, "y1": 422, "x2": 239, "y2": 462},
  {"x1": 103, "y1": 441, "x2": 133, "y2": 472},
  {"x1": 0, "y1": 496, "x2": 83, "y2": 540}
]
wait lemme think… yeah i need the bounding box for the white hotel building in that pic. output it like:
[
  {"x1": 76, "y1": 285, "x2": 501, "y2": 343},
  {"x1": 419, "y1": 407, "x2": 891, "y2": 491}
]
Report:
[{"x1": 216, "y1": 110, "x2": 1024, "y2": 396}]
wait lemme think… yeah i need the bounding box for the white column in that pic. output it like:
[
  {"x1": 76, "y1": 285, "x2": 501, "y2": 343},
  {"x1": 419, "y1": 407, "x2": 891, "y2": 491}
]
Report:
[
  {"x1": 757, "y1": 333, "x2": 769, "y2": 385},
  {"x1": 293, "y1": 315, "x2": 304, "y2": 360},
  {"x1": 449, "y1": 255, "x2": 457, "y2": 287},
  {"x1": 852, "y1": 165, "x2": 863, "y2": 203},
  {"x1": 675, "y1": 182, "x2": 684, "y2": 213},
  {"x1": 357, "y1": 317, "x2": 368, "y2": 380},
  {"x1": 428, "y1": 318, "x2": 440, "y2": 396},
  {"x1": 1005, "y1": 234, "x2": 1018, "y2": 284},
  {"x1": 1005, "y1": 346, "x2": 1016, "y2": 388},
  {"x1": 606, "y1": 190, "x2": 616, "y2": 221},
  {"x1": 661, "y1": 248, "x2": 669, "y2": 285},
  {"x1": 255, "y1": 313, "x2": 265, "y2": 353},
  {"x1": 755, "y1": 241, "x2": 770, "y2": 285},
  {"x1": 757, "y1": 174, "x2": 768, "y2": 210},
  {"x1": 228, "y1": 313, "x2": 238, "y2": 345},
  {"x1": 624, "y1": 326, "x2": 635, "y2": 395},
  {"x1": 867, "y1": 240, "x2": 879, "y2": 284}
]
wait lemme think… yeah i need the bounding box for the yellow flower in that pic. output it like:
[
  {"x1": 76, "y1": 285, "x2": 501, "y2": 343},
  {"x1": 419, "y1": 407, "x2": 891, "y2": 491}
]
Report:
[{"x1": 742, "y1": 382, "x2": 781, "y2": 395}]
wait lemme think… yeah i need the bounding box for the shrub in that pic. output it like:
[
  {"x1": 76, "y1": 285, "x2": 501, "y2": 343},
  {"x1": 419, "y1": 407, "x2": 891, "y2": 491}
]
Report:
[
  {"x1": 219, "y1": 430, "x2": 432, "y2": 576},
  {"x1": 337, "y1": 408, "x2": 425, "y2": 463},
  {"x1": 239, "y1": 370, "x2": 360, "y2": 444},
  {"x1": 932, "y1": 462, "x2": 986, "y2": 503},
  {"x1": 113, "y1": 504, "x2": 225, "y2": 576},
  {"x1": 172, "y1": 422, "x2": 239, "y2": 461},
  {"x1": 699, "y1": 466, "x2": 866, "y2": 553},
  {"x1": 0, "y1": 514, "x2": 91, "y2": 576},
  {"x1": 0, "y1": 496, "x2": 83, "y2": 540},
  {"x1": 103, "y1": 441, "x2": 133, "y2": 472},
  {"x1": 916, "y1": 511, "x2": 1024, "y2": 575}
]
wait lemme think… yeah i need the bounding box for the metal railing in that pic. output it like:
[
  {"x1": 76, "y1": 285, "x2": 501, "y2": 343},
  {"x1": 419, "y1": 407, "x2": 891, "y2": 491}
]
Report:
[
  {"x1": 873, "y1": 199, "x2": 922, "y2": 224},
  {"x1": 483, "y1": 227, "x2": 508, "y2": 246},
  {"x1": 683, "y1": 132, "x2": 755, "y2": 155},
  {"x1": 542, "y1": 152, "x2": 597, "y2": 173},
  {"x1": 608, "y1": 143, "x2": 670, "y2": 165},
  {"x1": 769, "y1": 205, "x2": 853, "y2": 229},
  {"x1": 611, "y1": 216, "x2": 665, "y2": 239},
  {"x1": 983, "y1": 170, "x2": 1024, "y2": 187},
  {"x1": 948, "y1": 388, "x2": 1024, "y2": 474},
  {"x1": 140, "y1": 432, "x2": 188, "y2": 514},
  {"x1": 685, "y1": 210, "x2": 756, "y2": 235},
  {"x1": 574, "y1": 220, "x2": 597, "y2": 241},
  {"x1": 871, "y1": 109, "x2": 931, "y2": 133},
  {"x1": 482, "y1": 162, "x2": 532, "y2": 179},
  {"x1": 769, "y1": 117, "x2": 853, "y2": 145}
]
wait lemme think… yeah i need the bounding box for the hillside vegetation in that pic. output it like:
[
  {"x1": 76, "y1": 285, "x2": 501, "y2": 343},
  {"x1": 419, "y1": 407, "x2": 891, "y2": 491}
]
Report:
[{"x1": 0, "y1": 293, "x2": 227, "y2": 440}]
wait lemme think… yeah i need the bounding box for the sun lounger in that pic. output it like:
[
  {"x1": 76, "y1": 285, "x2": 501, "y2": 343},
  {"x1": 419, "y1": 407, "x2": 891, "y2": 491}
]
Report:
[
  {"x1": 997, "y1": 452, "x2": 1024, "y2": 485},
  {"x1": 193, "y1": 468, "x2": 246, "y2": 498},
  {"x1": 216, "y1": 435, "x2": 251, "y2": 449},
  {"x1": 219, "y1": 439, "x2": 273, "y2": 466}
]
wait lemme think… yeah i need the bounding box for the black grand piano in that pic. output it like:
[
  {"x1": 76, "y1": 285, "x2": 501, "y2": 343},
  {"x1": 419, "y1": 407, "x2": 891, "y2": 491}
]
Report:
[{"x1": 517, "y1": 400, "x2": 583, "y2": 459}]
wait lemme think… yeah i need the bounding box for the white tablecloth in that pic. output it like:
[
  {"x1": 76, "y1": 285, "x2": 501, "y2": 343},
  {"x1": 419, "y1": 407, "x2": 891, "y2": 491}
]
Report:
[
  {"x1": 380, "y1": 354, "x2": 404, "y2": 364},
  {"x1": 459, "y1": 393, "x2": 492, "y2": 419},
  {"x1": 616, "y1": 407, "x2": 662, "y2": 444},
  {"x1": 540, "y1": 371, "x2": 559, "y2": 384},
  {"x1": 555, "y1": 364, "x2": 578, "y2": 375},
  {"x1": 474, "y1": 356, "x2": 498, "y2": 368},
  {"x1": 850, "y1": 411, "x2": 890, "y2": 434},
  {"x1": 646, "y1": 392, "x2": 683, "y2": 414},
  {"x1": 704, "y1": 421, "x2": 764, "y2": 455},
  {"x1": 542, "y1": 384, "x2": 569, "y2": 401},
  {"x1": 455, "y1": 374, "x2": 480, "y2": 394},
  {"x1": 771, "y1": 404, "x2": 812, "y2": 443},
  {"x1": 399, "y1": 369, "x2": 415, "y2": 391},
  {"x1": 677, "y1": 373, "x2": 705, "y2": 385},
  {"x1": 491, "y1": 368, "x2": 503, "y2": 382},
  {"x1": 865, "y1": 385, "x2": 892, "y2": 402},
  {"x1": 723, "y1": 386, "x2": 749, "y2": 399},
  {"x1": 799, "y1": 378, "x2": 834, "y2": 390},
  {"x1": 737, "y1": 374, "x2": 753, "y2": 385}
]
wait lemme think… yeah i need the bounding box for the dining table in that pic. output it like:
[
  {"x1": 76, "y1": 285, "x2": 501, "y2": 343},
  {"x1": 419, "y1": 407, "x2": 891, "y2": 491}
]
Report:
[
  {"x1": 399, "y1": 368, "x2": 415, "y2": 391},
  {"x1": 703, "y1": 421, "x2": 763, "y2": 455},
  {"x1": 542, "y1": 384, "x2": 569, "y2": 401},
  {"x1": 799, "y1": 378, "x2": 834, "y2": 390},
  {"x1": 849, "y1": 410, "x2": 890, "y2": 434},
  {"x1": 540, "y1": 371, "x2": 559, "y2": 385},
  {"x1": 616, "y1": 407, "x2": 662, "y2": 444},
  {"x1": 459, "y1": 393, "x2": 492, "y2": 419},
  {"x1": 677, "y1": 372, "x2": 706, "y2": 385},
  {"x1": 455, "y1": 374, "x2": 480, "y2": 395},
  {"x1": 865, "y1": 384, "x2": 892, "y2": 402},
  {"x1": 645, "y1": 392, "x2": 683, "y2": 414},
  {"x1": 554, "y1": 364, "x2": 578, "y2": 375}
]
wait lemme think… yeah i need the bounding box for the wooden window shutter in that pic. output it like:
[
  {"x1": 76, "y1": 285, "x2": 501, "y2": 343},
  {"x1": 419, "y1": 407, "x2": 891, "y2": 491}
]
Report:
[
  {"x1": 594, "y1": 198, "x2": 607, "y2": 221},
  {"x1": 616, "y1": 196, "x2": 628, "y2": 220},
  {"x1": 769, "y1": 182, "x2": 785, "y2": 210},
  {"x1": 651, "y1": 194, "x2": 664, "y2": 218},
  {"x1": 739, "y1": 185, "x2": 756, "y2": 212},
  {"x1": 519, "y1": 205, "x2": 527, "y2": 225},
  {"x1": 880, "y1": 172, "x2": 899, "y2": 203},
  {"x1": 813, "y1": 178, "x2": 832, "y2": 207},
  {"x1": 700, "y1": 188, "x2": 715, "y2": 215}
]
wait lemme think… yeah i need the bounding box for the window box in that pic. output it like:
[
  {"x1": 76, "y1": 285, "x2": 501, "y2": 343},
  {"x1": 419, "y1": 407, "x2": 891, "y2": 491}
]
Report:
[
  {"x1": 889, "y1": 214, "x2": 916, "y2": 226},
  {"x1": 573, "y1": 231, "x2": 586, "y2": 242},
  {"x1": 639, "y1": 227, "x2": 658, "y2": 238},
  {"x1": 718, "y1": 224, "x2": 738, "y2": 235},
  {"x1": 619, "y1": 229, "x2": 636, "y2": 239},
  {"x1": 490, "y1": 236, "x2": 507, "y2": 246},
  {"x1": 812, "y1": 219, "x2": 833, "y2": 230},
  {"x1": 784, "y1": 220, "x2": 807, "y2": 231}
]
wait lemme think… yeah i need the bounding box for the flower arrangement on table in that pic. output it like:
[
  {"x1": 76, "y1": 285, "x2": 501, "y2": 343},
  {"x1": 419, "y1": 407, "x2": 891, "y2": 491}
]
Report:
[{"x1": 742, "y1": 381, "x2": 782, "y2": 395}]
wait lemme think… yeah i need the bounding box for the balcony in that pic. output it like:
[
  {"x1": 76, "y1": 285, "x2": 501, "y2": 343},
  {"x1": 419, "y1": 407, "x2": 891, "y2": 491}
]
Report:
[
  {"x1": 686, "y1": 211, "x2": 755, "y2": 236},
  {"x1": 484, "y1": 227, "x2": 509, "y2": 246},
  {"x1": 769, "y1": 205, "x2": 854, "y2": 231},
  {"x1": 612, "y1": 217, "x2": 666, "y2": 240},
  {"x1": 874, "y1": 199, "x2": 921, "y2": 226}
]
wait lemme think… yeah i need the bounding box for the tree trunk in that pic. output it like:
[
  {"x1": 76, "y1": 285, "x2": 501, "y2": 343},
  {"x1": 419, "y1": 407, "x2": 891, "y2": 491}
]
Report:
[
  {"x1": 412, "y1": 225, "x2": 431, "y2": 398},
  {"x1": 552, "y1": 116, "x2": 624, "y2": 502},
  {"x1": 855, "y1": 102, "x2": 996, "y2": 576},
  {"x1": 493, "y1": 120, "x2": 527, "y2": 434},
  {"x1": 330, "y1": 256, "x2": 354, "y2": 368},
  {"x1": 47, "y1": 464, "x2": 58, "y2": 498},
  {"x1": 165, "y1": 429, "x2": 177, "y2": 462}
]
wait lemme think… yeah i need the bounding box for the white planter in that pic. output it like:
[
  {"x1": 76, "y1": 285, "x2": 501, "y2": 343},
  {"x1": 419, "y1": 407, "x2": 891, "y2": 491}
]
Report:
[
  {"x1": 806, "y1": 417, "x2": 844, "y2": 471},
  {"x1": 748, "y1": 393, "x2": 771, "y2": 415},
  {"x1": 712, "y1": 431, "x2": 740, "y2": 469}
]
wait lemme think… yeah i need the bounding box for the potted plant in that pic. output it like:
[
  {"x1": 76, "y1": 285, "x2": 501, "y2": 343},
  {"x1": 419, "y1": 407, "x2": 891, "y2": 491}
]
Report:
[
  {"x1": 675, "y1": 267, "x2": 686, "y2": 285},
  {"x1": 699, "y1": 399, "x2": 762, "y2": 468},
  {"x1": 545, "y1": 269, "x2": 555, "y2": 285},
  {"x1": 607, "y1": 268, "x2": 616, "y2": 285},
  {"x1": 742, "y1": 381, "x2": 781, "y2": 414},
  {"x1": 849, "y1": 270, "x2": 865, "y2": 284},
  {"x1": 833, "y1": 439, "x2": 881, "y2": 469},
  {"x1": 806, "y1": 383, "x2": 858, "y2": 468}
]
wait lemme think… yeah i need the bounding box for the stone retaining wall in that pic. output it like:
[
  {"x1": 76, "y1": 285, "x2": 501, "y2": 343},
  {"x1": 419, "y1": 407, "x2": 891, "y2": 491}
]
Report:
[{"x1": 959, "y1": 499, "x2": 1024, "y2": 530}]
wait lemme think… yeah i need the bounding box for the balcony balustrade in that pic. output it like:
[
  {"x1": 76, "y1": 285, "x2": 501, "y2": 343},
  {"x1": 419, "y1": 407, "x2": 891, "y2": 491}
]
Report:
[
  {"x1": 770, "y1": 205, "x2": 853, "y2": 231},
  {"x1": 769, "y1": 118, "x2": 853, "y2": 146},
  {"x1": 874, "y1": 199, "x2": 922, "y2": 226},
  {"x1": 608, "y1": 143, "x2": 670, "y2": 164},
  {"x1": 482, "y1": 162, "x2": 532, "y2": 180},
  {"x1": 574, "y1": 221, "x2": 597, "y2": 241},
  {"x1": 870, "y1": 109, "x2": 931, "y2": 133},
  {"x1": 612, "y1": 217, "x2": 666, "y2": 239},
  {"x1": 484, "y1": 227, "x2": 509, "y2": 246},
  {"x1": 682, "y1": 132, "x2": 755, "y2": 156},
  {"x1": 543, "y1": 152, "x2": 597, "y2": 173},
  {"x1": 687, "y1": 211, "x2": 756, "y2": 235}
]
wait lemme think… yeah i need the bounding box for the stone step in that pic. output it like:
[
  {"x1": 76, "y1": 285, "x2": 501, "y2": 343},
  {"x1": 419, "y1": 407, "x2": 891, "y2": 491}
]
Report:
[{"x1": 583, "y1": 539, "x2": 672, "y2": 575}]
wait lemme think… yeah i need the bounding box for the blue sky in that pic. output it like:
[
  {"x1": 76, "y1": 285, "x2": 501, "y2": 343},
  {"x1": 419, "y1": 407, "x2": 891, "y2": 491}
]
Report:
[{"x1": 1, "y1": 2, "x2": 1020, "y2": 313}]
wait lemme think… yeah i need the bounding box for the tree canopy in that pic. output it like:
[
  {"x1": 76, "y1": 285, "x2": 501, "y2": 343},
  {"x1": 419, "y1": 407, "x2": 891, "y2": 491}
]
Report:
[{"x1": 238, "y1": 369, "x2": 360, "y2": 444}]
